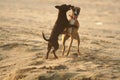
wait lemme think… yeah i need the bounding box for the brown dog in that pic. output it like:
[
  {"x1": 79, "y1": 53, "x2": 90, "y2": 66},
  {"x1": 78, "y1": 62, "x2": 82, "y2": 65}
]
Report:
[
  {"x1": 62, "y1": 6, "x2": 81, "y2": 56},
  {"x1": 42, "y1": 4, "x2": 73, "y2": 59}
]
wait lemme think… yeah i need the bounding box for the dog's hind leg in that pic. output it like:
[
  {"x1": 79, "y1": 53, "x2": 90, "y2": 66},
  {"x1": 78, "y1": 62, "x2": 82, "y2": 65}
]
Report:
[
  {"x1": 52, "y1": 42, "x2": 59, "y2": 59},
  {"x1": 66, "y1": 36, "x2": 73, "y2": 56},
  {"x1": 52, "y1": 49, "x2": 58, "y2": 59},
  {"x1": 46, "y1": 43, "x2": 52, "y2": 59},
  {"x1": 77, "y1": 34, "x2": 81, "y2": 55},
  {"x1": 62, "y1": 35, "x2": 69, "y2": 56}
]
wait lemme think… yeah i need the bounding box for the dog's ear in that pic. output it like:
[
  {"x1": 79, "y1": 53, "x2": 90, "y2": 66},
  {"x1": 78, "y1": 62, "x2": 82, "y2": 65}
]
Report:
[
  {"x1": 55, "y1": 5, "x2": 59, "y2": 9},
  {"x1": 78, "y1": 7, "x2": 81, "y2": 13},
  {"x1": 78, "y1": 7, "x2": 81, "y2": 10},
  {"x1": 69, "y1": 5, "x2": 74, "y2": 9},
  {"x1": 71, "y1": 6, "x2": 74, "y2": 8}
]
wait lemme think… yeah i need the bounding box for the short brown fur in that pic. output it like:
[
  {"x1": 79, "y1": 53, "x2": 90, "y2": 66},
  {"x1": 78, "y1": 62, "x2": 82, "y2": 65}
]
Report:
[
  {"x1": 62, "y1": 7, "x2": 81, "y2": 56},
  {"x1": 42, "y1": 4, "x2": 73, "y2": 59}
]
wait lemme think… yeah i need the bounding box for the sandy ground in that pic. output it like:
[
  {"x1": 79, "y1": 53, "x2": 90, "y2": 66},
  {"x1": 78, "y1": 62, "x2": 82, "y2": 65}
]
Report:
[{"x1": 0, "y1": 0, "x2": 120, "y2": 80}]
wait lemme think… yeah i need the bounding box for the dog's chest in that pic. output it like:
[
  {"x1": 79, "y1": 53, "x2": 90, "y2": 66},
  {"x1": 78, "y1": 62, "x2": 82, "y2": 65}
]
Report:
[
  {"x1": 68, "y1": 27, "x2": 73, "y2": 34},
  {"x1": 70, "y1": 19, "x2": 75, "y2": 25},
  {"x1": 68, "y1": 19, "x2": 76, "y2": 34}
]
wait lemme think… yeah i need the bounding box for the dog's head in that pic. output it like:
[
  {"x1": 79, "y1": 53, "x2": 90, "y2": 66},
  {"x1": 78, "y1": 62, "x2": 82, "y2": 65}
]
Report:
[
  {"x1": 71, "y1": 6, "x2": 81, "y2": 17},
  {"x1": 55, "y1": 4, "x2": 73, "y2": 12}
]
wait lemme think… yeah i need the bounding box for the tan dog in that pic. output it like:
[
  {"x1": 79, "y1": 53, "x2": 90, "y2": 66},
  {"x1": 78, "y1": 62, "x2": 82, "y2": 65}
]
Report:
[{"x1": 62, "y1": 7, "x2": 81, "y2": 56}]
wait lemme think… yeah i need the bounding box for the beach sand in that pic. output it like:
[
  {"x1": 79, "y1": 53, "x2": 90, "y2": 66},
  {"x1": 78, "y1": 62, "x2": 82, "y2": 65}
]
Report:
[{"x1": 0, "y1": 0, "x2": 120, "y2": 80}]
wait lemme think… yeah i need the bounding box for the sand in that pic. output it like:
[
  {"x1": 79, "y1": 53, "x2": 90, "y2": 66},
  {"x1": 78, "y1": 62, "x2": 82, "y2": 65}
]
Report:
[{"x1": 0, "y1": 0, "x2": 120, "y2": 80}]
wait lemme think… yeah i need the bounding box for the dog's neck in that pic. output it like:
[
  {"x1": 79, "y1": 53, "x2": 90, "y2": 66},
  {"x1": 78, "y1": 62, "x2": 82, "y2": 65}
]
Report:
[
  {"x1": 69, "y1": 15, "x2": 77, "y2": 25},
  {"x1": 57, "y1": 11, "x2": 67, "y2": 21},
  {"x1": 70, "y1": 19, "x2": 75, "y2": 25}
]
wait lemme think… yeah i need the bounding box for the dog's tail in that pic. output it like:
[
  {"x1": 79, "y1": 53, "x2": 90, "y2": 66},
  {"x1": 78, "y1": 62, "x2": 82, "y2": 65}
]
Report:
[{"x1": 42, "y1": 32, "x2": 50, "y2": 41}]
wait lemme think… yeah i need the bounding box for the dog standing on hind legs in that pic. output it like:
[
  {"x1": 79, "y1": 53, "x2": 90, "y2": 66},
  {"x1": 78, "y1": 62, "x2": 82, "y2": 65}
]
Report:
[
  {"x1": 42, "y1": 4, "x2": 73, "y2": 59},
  {"x1": 62, "y1": 6, "x2": 81, "y2": 56}
]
